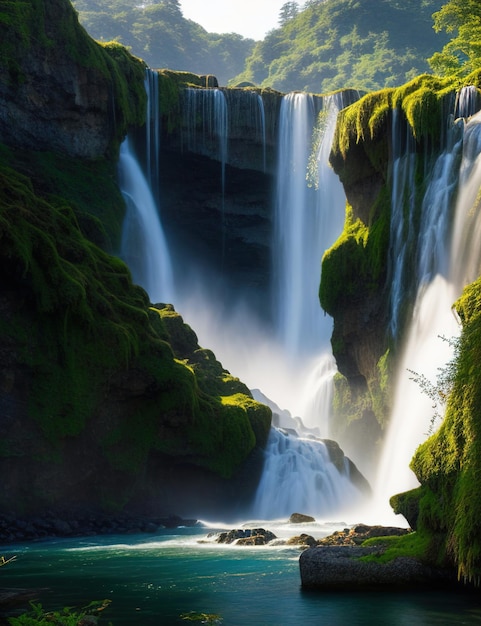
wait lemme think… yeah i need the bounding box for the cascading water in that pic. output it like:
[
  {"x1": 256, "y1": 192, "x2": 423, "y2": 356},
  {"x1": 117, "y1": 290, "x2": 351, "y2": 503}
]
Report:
[
  {"x1": 119, "y1": 72, "x2": 367, "y2": 520},
  {"x1": 118, "y1": 69, "x2": 175, "y2": 304},
  {"x1": 251, "y1": 429, "x2": 364, "y2": 519},
  {"x1": 450, "y1": 109, "x2": 481, "y2": 288},
  {"x1": 295, "y1": 90, "x2": 360, "y2": 432},
  {"x1": 224, "y1": 88, "x2": 267, "y2": 172},
  {"x1": 374, "y1": 89, "x2": 481, "y2": 518},
  {"x1": 387, "y1": 108, "x2": 418, "y2": 339},
  {"x1": 144, "y1": 69, "x2": 161, "y2": 205},
  {"x1": 118, "y1": 137, "x2": 174, "y2": 304},
  {"x1": 273, "y1": 92, "x2": 326, "y2": 357},
  {"x1": 181, "y1": 87, "x2": 228, "y2": 196}
]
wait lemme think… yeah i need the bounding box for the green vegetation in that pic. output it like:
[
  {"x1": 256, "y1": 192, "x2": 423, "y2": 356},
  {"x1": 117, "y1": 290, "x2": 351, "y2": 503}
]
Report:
[
  {"x1": 403, "y1": 276, "x2": 481, "y2": 583},
  {"x1": 180, "y1": 612, "x2": 223, "y2": 624},
  {"x1": 359, "y1": 531, "x2": 437, "y2": 565},
  {"x1": 320, "y1": 70, "x2": 481, "y2": 443},
  {"x1": 429, "y1": 0, "x2": 481, "y2": 77},
  {"x1": 0, "y1": 144, "x2": 271, "y2": 507},
  {"x1": 0, "y1": 0, "x2": 147, "y2": 155},
  {"x1": 7, "y1": 600, "x2": 111, "y2": 625},
  {"x1": 232, "y1": 0, "x2": 449, "y2": 93},
  {"x1": 71, "y1": 0, "x2": 255, "y2": 85}
]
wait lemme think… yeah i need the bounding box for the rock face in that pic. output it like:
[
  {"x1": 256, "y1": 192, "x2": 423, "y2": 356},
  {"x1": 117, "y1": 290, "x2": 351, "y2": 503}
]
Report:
[
  {"x1": 214, "y1": 528, "x2": 277, "y2": 545},
  {"x1": 128, "y1": 82, "x2": 283, "y2": 318},
  {"x1": 289, "y1": 513, "x2": 315, "y2": 524},
  {"x1": 0, "y1": 0, "x2": 272, "y2": 519},
  {"x1": 299, "y1": 545, "x2": 456, "y2": 590},
  {"x1": 0, "y1": 0, "x2": 145, "y2": 157}
]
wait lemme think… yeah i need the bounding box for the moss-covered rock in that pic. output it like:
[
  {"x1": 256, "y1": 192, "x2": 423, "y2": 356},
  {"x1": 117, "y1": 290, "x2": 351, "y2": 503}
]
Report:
[
  {"x1": 0, "y1": 0, "x2": 275, "y2": 515},
  {"x1": 403, "y1": 277, "x2": 481, "y2": 583},
  {"x1": 0, "y1": 0, "x2": 146, "y2": 158},
  {"x1": 323, "y1": 72, "x2": 481, "y2": 449},
  {"x1": 0, "y1": 151, "x2": 271, "y2": 512}
]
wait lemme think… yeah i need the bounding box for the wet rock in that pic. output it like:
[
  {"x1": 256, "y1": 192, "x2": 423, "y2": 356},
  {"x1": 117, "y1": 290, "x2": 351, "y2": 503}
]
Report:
[
  {"x1": 317, "y1": 524, "x2": 410, "y2": 546},
  {"x1": 299, "y1": 545, "x2": 456, "y2": 590},
  {"x1": 289, "y1": 512, "x2": 315, "y2": 524},
  {"x1": 0, "y1": 512, "x2": 199, "y2": 544},
  {"x1": 215, "y1": 528, "x2": 277, "y2": 545},
  {"x1": 286, "y1": 534, "x2": 317, "y2": 547}
]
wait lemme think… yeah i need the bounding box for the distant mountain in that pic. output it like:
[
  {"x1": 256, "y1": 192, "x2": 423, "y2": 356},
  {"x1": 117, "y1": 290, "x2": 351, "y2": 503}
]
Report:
[
  {"x1": 232, "y1": 0, "x2": 450, "y2": 93},
  {"x1": 71, "y1": 0, "x2": 255, "y2": 85}
]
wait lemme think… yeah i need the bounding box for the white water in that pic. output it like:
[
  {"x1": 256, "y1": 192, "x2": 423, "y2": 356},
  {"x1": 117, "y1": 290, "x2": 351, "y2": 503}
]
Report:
[
  {"x1": 145, "y1": 69, "x2": 160, "y2": 203},
  {"x1": 274, "y1": 93, "x2": 326, "y2": 356},
  {"x1": 251, "y1": 428, "x2": 364, "y2": 519},
  {"x1": 118, "y1": 137, "x2": 174, "y2": 303},
  {"x1": 388, "y1": 108, "x2": 417, "y2": 338}
]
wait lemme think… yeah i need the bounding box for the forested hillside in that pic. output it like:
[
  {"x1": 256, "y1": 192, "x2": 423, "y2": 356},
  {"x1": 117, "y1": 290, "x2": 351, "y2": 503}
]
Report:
[
  {"x1": 71, "y1": 0, "x2": 255, "y2": 85},
  {"x1": 233, "y1": 0, "x2": 450, "y2": 93},
  {"x1": 72, "y1": 0, "x2": 451, "y2": 93}
]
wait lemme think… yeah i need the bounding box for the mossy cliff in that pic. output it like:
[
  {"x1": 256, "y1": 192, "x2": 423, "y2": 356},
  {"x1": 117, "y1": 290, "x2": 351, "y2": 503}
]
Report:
[
  {"x1": 322, "y1": 72, "x2": 481, "y2": 465},
  {"x1": 324, "y1": 70, "x2": 481, "y2": 581},
  {"x1": 0, "y1": 0, "x2": 271, "y2": 516},
  {"x1": 0, "y1": 0, "x2": 146, "y2": 158}
]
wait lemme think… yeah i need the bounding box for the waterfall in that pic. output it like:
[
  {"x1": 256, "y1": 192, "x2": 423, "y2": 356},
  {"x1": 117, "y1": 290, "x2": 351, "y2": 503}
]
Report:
[
  {"x1": 181, "y1": 87, "x2": 228, "y2": 195},
  {"x1": 145, "y1": 69, "x2": 161, "y2": 205},
  {"x1": 387, "y1": 109, "x2": 418, "y2": 338},
  {"x1": 450, "y1": 111, "x2": 481, "y2": 289},
  {"x1": 118, "y1": 137, "x2": 174, "y2": 304},
  {"x1": 248, "y1": 91, "x2": 365, "y2": 516},
  {"x1": 273, "y1": 92, "x2": 324, "y2": 356},
  {"x1": 375, "y1": 92, "x2": 481, "y2": 516},
  {"x1": 119, "y1": 74, "x2": 367, "y2": 520},
  {"x1": 454, "y1": 85, "x2": 480, "y2": 120},
  {"x1": 251, "y1": 428, "x2": 364, "y2": 519},
  {"x1": 224, "y1": 88, "x2": 267, "y2": 172}
]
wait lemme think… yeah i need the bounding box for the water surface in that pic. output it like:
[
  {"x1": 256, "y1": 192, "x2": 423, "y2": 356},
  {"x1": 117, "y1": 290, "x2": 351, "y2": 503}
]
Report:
[{"x1": 2, "y1": 524, "x2": 481, "y2": 625}]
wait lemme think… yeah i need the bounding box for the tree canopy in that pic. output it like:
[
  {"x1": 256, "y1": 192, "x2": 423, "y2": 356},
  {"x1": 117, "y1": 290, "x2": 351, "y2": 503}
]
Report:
[
  {"x1": 428, "y1": 0, "x2": 481, "y2": 77},
  {"x1": 231, "y1": 0, "x2": 449, "y2": 94},
  {"x1": 71, "y1": 0, "x2": 255, "y2": 85}
]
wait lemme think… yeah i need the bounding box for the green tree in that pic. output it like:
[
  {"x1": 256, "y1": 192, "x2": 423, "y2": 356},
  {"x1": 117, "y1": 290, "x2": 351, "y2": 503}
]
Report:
[
  {"x1": 232, "y1": 0, "x2": 448, "y2": 93},
  {"x1": 278, "y1": 2, "x2": 299, "y2": 26},
  {"x1": 428, "y1": 0, "x2": 481, "y2": 76}
]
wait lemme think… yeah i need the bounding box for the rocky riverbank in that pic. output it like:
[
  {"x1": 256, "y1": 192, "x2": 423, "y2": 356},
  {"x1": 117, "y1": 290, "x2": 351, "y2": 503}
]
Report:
[
  {"x1": 0, "y1": 512, "x2": 199, "y2": 545},
  {"x1": 299, "y1": 524, "x2": 457, "y2": 590}
]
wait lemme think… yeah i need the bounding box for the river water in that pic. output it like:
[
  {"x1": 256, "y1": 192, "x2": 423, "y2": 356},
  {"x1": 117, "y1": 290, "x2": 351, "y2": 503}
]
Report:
[{"x1": 3, "y1": 523, "x2": 481, "y2": 625}]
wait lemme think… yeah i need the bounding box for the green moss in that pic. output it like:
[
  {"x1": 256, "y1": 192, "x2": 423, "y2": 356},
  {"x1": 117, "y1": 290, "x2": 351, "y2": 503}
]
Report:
[
  {"x1": 0, "y1": 143, "x2": 127, "y2": 251},
  {"x1": 332, "y1": 89, "x2": 394, "y2": 160},
  {"x1": 0, "y1": 0, "x2": 146, "y2": 152},
  {"x1": 0, "y1": 148, "x2": 271, "y2": 499},
  {"x1": 147, "y1": 305, "x2": 272, "y2": 477},
  {"x1": 407, "y1": 276, "x2": 481, "y2": 583},
  {"x1": 331, "y1": 74, "x2": 462, "y2": 163},
  {"x1": 0, "y1": 161, "x2": 152, "y2": 441},
  {"x1": 359, "y1": 531, "x2": 435, "y2": 565},
  {"x1": 320, "y1": 200, "x2": 388, "y2": 315}
]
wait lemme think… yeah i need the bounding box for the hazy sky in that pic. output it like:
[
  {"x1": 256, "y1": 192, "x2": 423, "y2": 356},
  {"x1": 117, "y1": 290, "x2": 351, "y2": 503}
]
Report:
[{"x1": 180, "y1": 0, "x2": 287, "y2": 40}]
